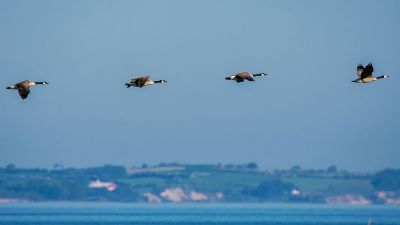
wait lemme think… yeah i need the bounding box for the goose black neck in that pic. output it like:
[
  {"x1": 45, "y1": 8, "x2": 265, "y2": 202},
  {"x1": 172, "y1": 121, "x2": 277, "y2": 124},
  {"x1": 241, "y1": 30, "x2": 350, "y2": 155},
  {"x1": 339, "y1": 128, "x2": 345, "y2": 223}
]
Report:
[
  {"x1": 253, "y1": 73, "x2": 265, "y2": 77},
  {"x1": 376, "y1": 75, "x2": 388, "y2": 79},
  {"x1": 154, "y1": 80, "x2": 165, "y2": 83}
]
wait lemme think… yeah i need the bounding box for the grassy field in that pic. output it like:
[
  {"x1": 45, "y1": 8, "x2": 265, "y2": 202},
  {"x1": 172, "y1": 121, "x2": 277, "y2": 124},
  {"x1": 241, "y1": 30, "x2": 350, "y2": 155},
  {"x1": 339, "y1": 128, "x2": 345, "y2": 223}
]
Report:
[
  {"x1": 282, "y1": 177, "x2": 373, "y2": 192},
  {"x1": 117, "y1": 177, "x2": 166, "y2": 186},
  {"x1": 118, "y1": 171, "x2": 374, "y2": 195},
  {"x1": 179, "y1": 172, "x2": 271, "y2": 192}
]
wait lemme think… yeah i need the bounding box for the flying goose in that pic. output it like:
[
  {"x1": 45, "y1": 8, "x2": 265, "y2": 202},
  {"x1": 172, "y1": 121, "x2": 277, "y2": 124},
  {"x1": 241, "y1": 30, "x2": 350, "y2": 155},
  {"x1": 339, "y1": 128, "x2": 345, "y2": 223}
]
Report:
[
  {"x1": 352, "y1": 63, "x2": 389, "y2": 83},
  {"x1": 125, "y1": 75, "x2": 167, "y2": 88},
  {"x1": 225, "y1": 72, "x2": 267, "y2": 83},
  {"x1": 6, "y1": 80, "x2": 49, "y2": 99}
]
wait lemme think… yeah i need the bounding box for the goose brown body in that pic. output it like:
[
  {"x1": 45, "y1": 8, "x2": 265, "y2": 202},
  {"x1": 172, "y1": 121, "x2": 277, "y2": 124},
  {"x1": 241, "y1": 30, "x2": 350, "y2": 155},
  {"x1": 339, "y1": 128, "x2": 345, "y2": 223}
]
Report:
[
  {"x1": 225, "y1": 72, "x2": 267, "y2": 83},
  {"x1": 352, "y1": 63, "x2": 389, "y2": 83},
  {"x1": 6, "y1": 80, "x2": 49, "y2": 99},
  {"x1": 125, "y1": 75, "x2": 167, "y2": 88}
]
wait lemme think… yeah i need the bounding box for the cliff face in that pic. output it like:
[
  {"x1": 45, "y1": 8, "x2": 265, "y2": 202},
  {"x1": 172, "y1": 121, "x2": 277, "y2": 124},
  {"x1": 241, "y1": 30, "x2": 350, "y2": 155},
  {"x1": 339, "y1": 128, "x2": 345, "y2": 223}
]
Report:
[{"x1": 153, "y1": 188, "x2": 222, "y2": 203}]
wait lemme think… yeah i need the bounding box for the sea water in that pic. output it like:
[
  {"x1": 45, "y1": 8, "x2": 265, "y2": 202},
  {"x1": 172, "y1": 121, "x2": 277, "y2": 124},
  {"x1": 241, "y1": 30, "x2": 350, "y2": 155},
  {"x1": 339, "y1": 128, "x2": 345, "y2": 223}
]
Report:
[{"x1": 0, "y1": 203, "x2": 399, "y2": 225}]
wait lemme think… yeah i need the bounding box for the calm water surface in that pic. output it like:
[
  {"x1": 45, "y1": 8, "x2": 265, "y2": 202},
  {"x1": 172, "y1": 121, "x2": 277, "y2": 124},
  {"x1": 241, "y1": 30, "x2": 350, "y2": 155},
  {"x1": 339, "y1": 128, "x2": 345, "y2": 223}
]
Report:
[{"x1": 0, "y1": 203, "x2": 399, "y2": 225}]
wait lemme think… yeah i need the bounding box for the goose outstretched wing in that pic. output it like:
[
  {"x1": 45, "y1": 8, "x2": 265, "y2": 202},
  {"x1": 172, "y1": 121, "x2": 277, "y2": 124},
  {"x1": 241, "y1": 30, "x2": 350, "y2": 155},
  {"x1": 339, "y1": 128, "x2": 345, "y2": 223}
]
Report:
[
  {"x1": 131, "y1": 76, "x2": 150, "y2": 87},
  {"x1": 361, "y1": 63, "x2": 374, "y2": 79},
  {"x1": 18, "y1": 88, "x2": 30, "y2": 99},
  {"x1": 357, "y1": 64, "x2": 364, "y2": 78},
  {"x1": 236, "y1": 72, "x2": 255, "y2": 82}
]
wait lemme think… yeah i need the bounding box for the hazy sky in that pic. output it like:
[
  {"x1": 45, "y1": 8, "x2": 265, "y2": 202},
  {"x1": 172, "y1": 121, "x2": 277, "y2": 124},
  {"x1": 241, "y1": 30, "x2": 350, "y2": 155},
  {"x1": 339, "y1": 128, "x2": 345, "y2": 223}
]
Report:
[{"x1": 1, "y1": 0, "x2": 399, "y2": 171}]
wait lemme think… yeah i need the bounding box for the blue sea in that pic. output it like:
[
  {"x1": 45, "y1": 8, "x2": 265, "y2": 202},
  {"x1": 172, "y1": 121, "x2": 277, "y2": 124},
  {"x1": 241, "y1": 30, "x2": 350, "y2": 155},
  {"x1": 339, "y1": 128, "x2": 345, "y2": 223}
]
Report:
[{"x1": 0, "y1": 203, "x2": 399, "y2": 225}]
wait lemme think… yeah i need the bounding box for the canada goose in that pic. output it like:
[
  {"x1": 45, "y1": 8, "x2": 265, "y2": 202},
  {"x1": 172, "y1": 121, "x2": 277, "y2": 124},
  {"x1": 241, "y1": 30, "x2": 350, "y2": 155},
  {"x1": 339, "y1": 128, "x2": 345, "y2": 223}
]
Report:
[
  {"x1": 225, "y1": 72, "x2": 267, "y2": 83},
  {"x1": 6, "y1": 80, "x2": 49, "y2": 99},
  {"x1": 125, "y1": 75, "x2": 167, "y2": 88},
  {"x1": 352, "y1": 63, "x2": 389, "y2": 83}
]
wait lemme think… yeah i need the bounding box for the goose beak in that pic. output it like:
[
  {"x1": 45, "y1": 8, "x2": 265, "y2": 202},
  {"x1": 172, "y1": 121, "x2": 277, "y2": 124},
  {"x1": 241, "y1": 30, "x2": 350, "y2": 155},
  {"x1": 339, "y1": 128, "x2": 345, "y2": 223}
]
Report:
[
  {"x1": 6, "y1": 87, "x2": 10, "y2": 89},
  {"x1": 225, "y1": 77, "x2": 231, "y2": 80}
]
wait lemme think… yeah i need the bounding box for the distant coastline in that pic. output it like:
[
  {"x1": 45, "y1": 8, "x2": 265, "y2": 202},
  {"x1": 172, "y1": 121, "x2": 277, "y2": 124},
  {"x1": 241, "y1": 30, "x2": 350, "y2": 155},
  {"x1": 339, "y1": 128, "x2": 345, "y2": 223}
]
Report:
[{"x1": 0, "y1": 163, "x2": 399, "y2": 204}]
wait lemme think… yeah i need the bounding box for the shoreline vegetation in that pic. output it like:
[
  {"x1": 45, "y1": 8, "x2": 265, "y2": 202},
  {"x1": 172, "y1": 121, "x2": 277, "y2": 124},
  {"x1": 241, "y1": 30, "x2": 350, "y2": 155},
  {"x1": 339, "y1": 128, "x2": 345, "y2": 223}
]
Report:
[{"x1": 0, "y1": 163, "x2": 399, "y2": 204}]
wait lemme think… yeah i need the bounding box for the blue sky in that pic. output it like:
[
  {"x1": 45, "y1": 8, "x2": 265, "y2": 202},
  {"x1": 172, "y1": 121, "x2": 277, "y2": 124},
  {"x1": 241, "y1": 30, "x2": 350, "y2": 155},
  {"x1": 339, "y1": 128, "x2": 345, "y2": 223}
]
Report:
[{"x1": 0, "y1": 0, "x2": 399, "y2": 171}]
